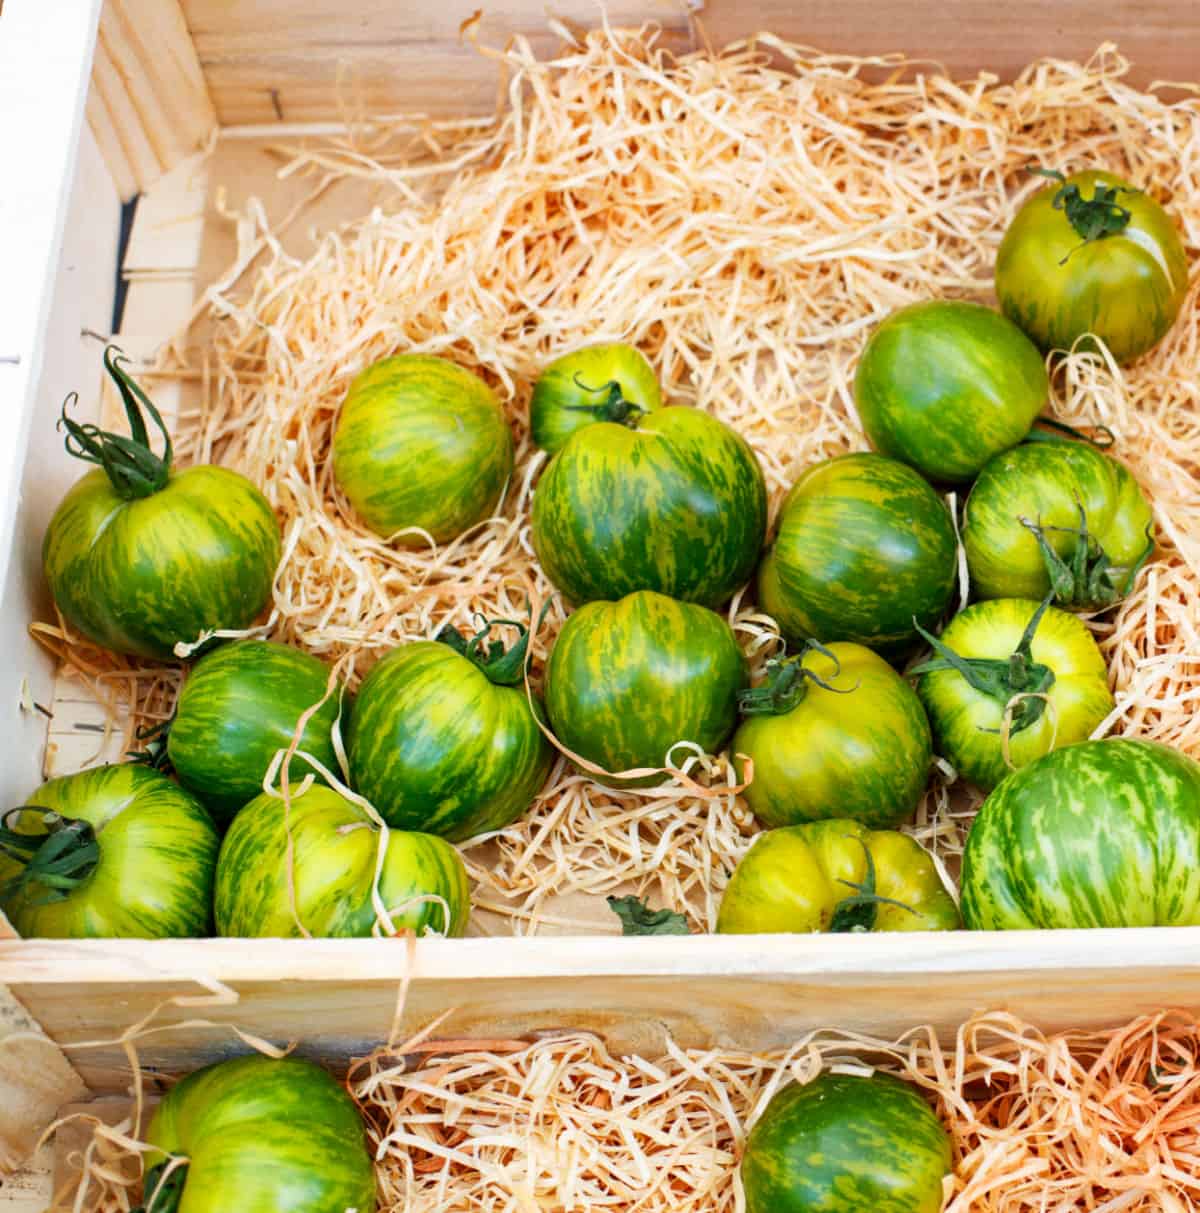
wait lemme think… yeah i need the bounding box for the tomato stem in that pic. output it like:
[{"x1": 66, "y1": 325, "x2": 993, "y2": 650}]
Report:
[
  {"x1": 566, "y1": 374, "x2": 645, "y2": 428},
  {"x1": 1029, "y1": 166, "x2": 1136, "y2": 255},
  {"x1": 1026, "y1": 415, "x2": 1115, "y2": 450},
  {"x1": 132, "y1": 1160, "x2": 188, "y2": 1213},
  {"x1": 828, "y1": 836, "x2": 917, "y2": 933},
  {"x1": 435, "y1": 600, "x2": 551, "y2": 687},
  {"x1": 738, "y1": 639, "x2": 855, "y2": 717},
  {"x1": 0, "y1": 808, "x2": 101, "y2": 905},
  {"x1": 59, "y1": 347, "x2": 173, "y2": 499}
]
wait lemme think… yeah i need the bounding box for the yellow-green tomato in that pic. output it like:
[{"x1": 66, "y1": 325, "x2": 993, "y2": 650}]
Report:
[
  {"x1": 734, "y1": 642, "x2": 931, "y2": 829},
  {"x1": 997, "y1": 169, "x2": 1188, "y2": 364},
  {"x1": 716, "y1": 820, "x2": 959, "y2": 934}
]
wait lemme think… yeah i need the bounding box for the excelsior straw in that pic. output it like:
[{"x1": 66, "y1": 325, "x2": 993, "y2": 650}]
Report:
[{"x1": 36, "y1": 27, "x2": 1200, "y2": 933}]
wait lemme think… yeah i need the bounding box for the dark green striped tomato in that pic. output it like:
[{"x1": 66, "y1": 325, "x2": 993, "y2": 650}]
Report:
[
  {"x1": 963, "y1": 441, "x2": 1154, "y2": 609},
  {"x1": 139, "y1": 1055, "x2": 375, "y2": 1213},
  {"x1": 0, "y1": 765, "x2": 217, "y2": 939},
  {"x1": 531, "y1": 406, "x2": 767, "y2": 607},
  {"x1": 43, "y1": 348, "x2": 279, "y2": 661},
  {"x1": 346, "y1": 620, "x2": 552, "y2": 840},
  {"x1": 997, "y1": 169, "x2": 1188, "y2": 365},
  {"x1": 734, "y1": 642, "x2": 931, "y2": 829},
  {"x1": 717, "y1": 820, "x2": 959, "y2": 934},
  {"x1": 214, "y1": 785, "x2": 469, "y2": 938},
  {"x1": 332, "y1": 353, "x2": 514, "y2": 543},
  {"x1": 854, "y1": 300, "x2": 1048, "y2": 483},
  {"x1": 915, "y1": 597, "x2": 1113, "y2": 793},
  {"x1": 544, "y1": 591, "x2": 747, "y2": 786},
  {"x1": 961, "y1": 738, "x2": 1200, "y2": 929},
  {"x1": 530, "y1": 343, "x2": 662, "y2": 453},
  {"x1": 168, "y1": 640, "x2": 345, "y2": 826},
  {"x1": 741, "y1": 1071, "x2": 952, "y2": 1213},
  {"x1": 757, "y1": 453, "x2": 957, "y2": 654}
]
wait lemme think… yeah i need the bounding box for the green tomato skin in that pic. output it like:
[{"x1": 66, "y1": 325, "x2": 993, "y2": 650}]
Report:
[
  {"x1": 757, "y1": 453, "x2": 957, "y2": 654},
  {"x1": 214, "y1": 785, "x2": 469, "y2": 938},
  {"x1": 0, "y1": 765, "x2": 218, "y2": 939},
  {"x1": 332, "y1": 354, "x2": 514, "y2": 543},
  {"x1": 544, "y1": 591, "x2": 748, "y2": 787},
  {"x1": 168, "y1": 640, "x2": 346, "y2": 826},
  {"x1": 917, "y1": 598, "x2": 1114, "y2": 793},
  {"x1": 961, "y1": 738, "x2": 1200, "y2": 930},
  {"x1": 734, "y1": 643, "x2": 932, "y2": 829},
  {"x1": 531, "y1": 406, "x2": 767, "y2": 607},
  {"x1": 530, "y1": 343, "x2": 662, "y2": 452},
  {"x1": 997, "y1": 170, "x2": 1188, "y2": 365},
  {"x1": 346, "y1": 641, "x2": 552, "y2": 840},
  {"x1": 854, "y1": 300, "x2": 1048, "y2": 483},
  {"x1": 741, "y1": 1071, "x2": 952, "y2": 1213},
  {"x1": 43, "y1": 466, "x2": 280, "y2": 662},
  {"x1": 963, "y1": 441, "x2": 1154, "y2": 606},
  {"x1": 143, "y1": 1055, "x2": 376, "y2": 1213},
  {"x1": 716, "y1": 820, "x2": 959, "y2": 934}
]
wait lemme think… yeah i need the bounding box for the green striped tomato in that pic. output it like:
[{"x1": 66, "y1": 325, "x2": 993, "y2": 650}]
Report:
[
  {"x1": 544, "y1": 591, "x2": 747, "y2": 785},
  {"x1": 530, "y1": 343, "x2": 662, "y2": 453},
  {"x1": 963, "y1": 441, "x2": 1154, "y2": 609},
  {"x1": 915, "y1": 598, "x2": 1113, "y2": 792},
  {"x1": 332, "y1": 353, "x2": 514, "y2": 543},
  {"x1": 734, "y1": 642, "x2": 931, "y2": 829},
  {"x1": 168, "y1": 640, "x2": 345, "y2": 826},
  {"x1": 531, "y1": 406, "x2": 767, "y2": 607},
  {"x1": 741, "y1": 1071, "x2": 952, "y2": 1213},
  {"x1": 140, "y1": 1055, "x2": 375, "y2": 1213},
  {"x1": 0, "y1": 765, "x2": 218, "y2": 939},
  {"x1": 757, "y1": 453, "x2": 957, "y2": 654},
  {"x1": 214, "y1": 785, "x2": 469, "y2": 938},
  {"x1": 997, "y1": 170, "x2": 1188, "y2": 365},
  {"x1": 717, "y1": 820, "x2": 959, "y2": 934},
  {"x1": 346, "y1": 625, "x2": 552, "y2": 840},
  {"x1": 961, "y1": 738, "x2": 1200, "y2": 930},
  {"x1": 854, "y1": 300, "x2": 1048, "y2": 483}
]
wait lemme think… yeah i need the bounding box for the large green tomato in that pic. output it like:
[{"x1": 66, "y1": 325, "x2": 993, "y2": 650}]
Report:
[
  {"x1": 139, "y1": 1055, "x2": 375, "y2": 1213},
  {"x1": 44, "y1": 348, "x2": 280, "y2": 661},
  {"x1": 0, "y1": 765, "x2": 218, "y2": 939},
  {"x1": 741, "y1": 1071, "x2": 952, "y2": 1213},
  {"x1": 530, "y1": 343, "x2": 662, "y2": 453},
  {"x1": 961, "y1": 738, "x2": 1200, "y2": 929},
  {"x1": 734, "y1": 642, "x2": 931, "y2": 829},
  {"x1": 854, "y1": 300, "x2": 1048, "y2": 483},
  {"x1": 332, "y1": 353, "x2": 514, "y2": 543},
  {"x1": 544, "y1": 591, "x2": 747, "y2": 785},
  {"x1": 716, "y1": 820, "x2": 959, "y2": 934},
  {"x1": 346, "y1": 621, "x2": 552, "y2": 840},
  {"x1": 168, "y1": 640, "x2": 345, "y2": 826},
  {"x1": 531, "y1": 406, "x2": 767, "y2": 607},
  {"x1": 757, "y1": 453, "x2": 957, "y2": 654},
  {"x1": 915, "y1": 597, "x2": 1114, "y2": 792},
  {"x1": 214, "y1": 785, "x2": 469, "y2": 938},
  {"x1": 963, "y1": 440, "x2": 1154, "y2": 609},
  {"x1": 997, "y1": 169, "x2": 1188, "y2": 365}
]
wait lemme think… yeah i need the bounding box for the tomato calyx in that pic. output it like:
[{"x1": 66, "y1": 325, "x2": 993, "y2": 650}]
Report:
[
  {"x1": 565, "y1": 373, "x2": 646, "y2": 429},
  {"x1": 133, "y1": 1159, "x2": 188, "y2": 1213},
  {"x1": 1029, "y1": 166, "x2": 1135, "y2": 261},
  {"x1": 127, "y1": 714, "x2": 175, "y2": 773},
  {"x1": 1025, "y1": 415, "x2": 1115, "y2": 450},
  {"x1": 829, "y1": 837, "x2": 917, "y2": 933},
  {"x1": 0, "y1": 808, "x2": 101, "y2": 905},
  {"x1": 911, "y1": 596, "x2": 1057, "y2": 737},
  {"x1": 738, "y1": 640, "x2": 855, "y2": 716},
  {"x1": 59, "y1": 347, "x2": 173, "y2": 500},
  {"x1": 607, "y1": 893, "x2": 690, "y2": 936},
  {"x1": 435, "y1": 601, "x2": 550, "y2": 687}
]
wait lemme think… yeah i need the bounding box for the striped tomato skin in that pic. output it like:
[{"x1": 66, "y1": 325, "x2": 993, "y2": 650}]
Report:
[
  {"x1": 742, "y1": 1072, "x2": 952, "y2": 1213},
  {"x1": 854, "y1": 299, "x2": 1047, "y2": 483},
  {"x1": 0, "y1": 765, "x2": 218, "y2": 939},
  {"x1": 544, "y1": 591, "x2": 747, "y2": 786},
  {"x1": 144, "y1": 1055, "x2": 377, "y2": 1213},
  {"x1": 963, "y1": 442, "x2": 1154, "y2": 606},
  {"x1": 346, "y1": 641, "x2": 552, "y2": 840},
  {"x1": 734, "y1": 643, "x2": 931, "y2": 829},
  {"x1": 717, "y1": 820, "x2": 959, "y2": 934},
  {"x1": 917, "y1": 599, "x2": 1114, "y2": 792},
  {"x1": 531, "y1": 406, "x2": 767, "y2": 607},
  {"x1": 961, "y1": 738, "x2": 1200, "y2": 930},
  {"x1": 214, "y1": 785, "x2": 469, "y2": 938},
  {"x1": 332, "y1": 354, "x2": 514, "y2": 543},
  {"x1": 757, "y1": 453, "x2": 957, "y2": 654},
  {"x1": 43, "y1": 466, "x2": 280, "y2": 661}
]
